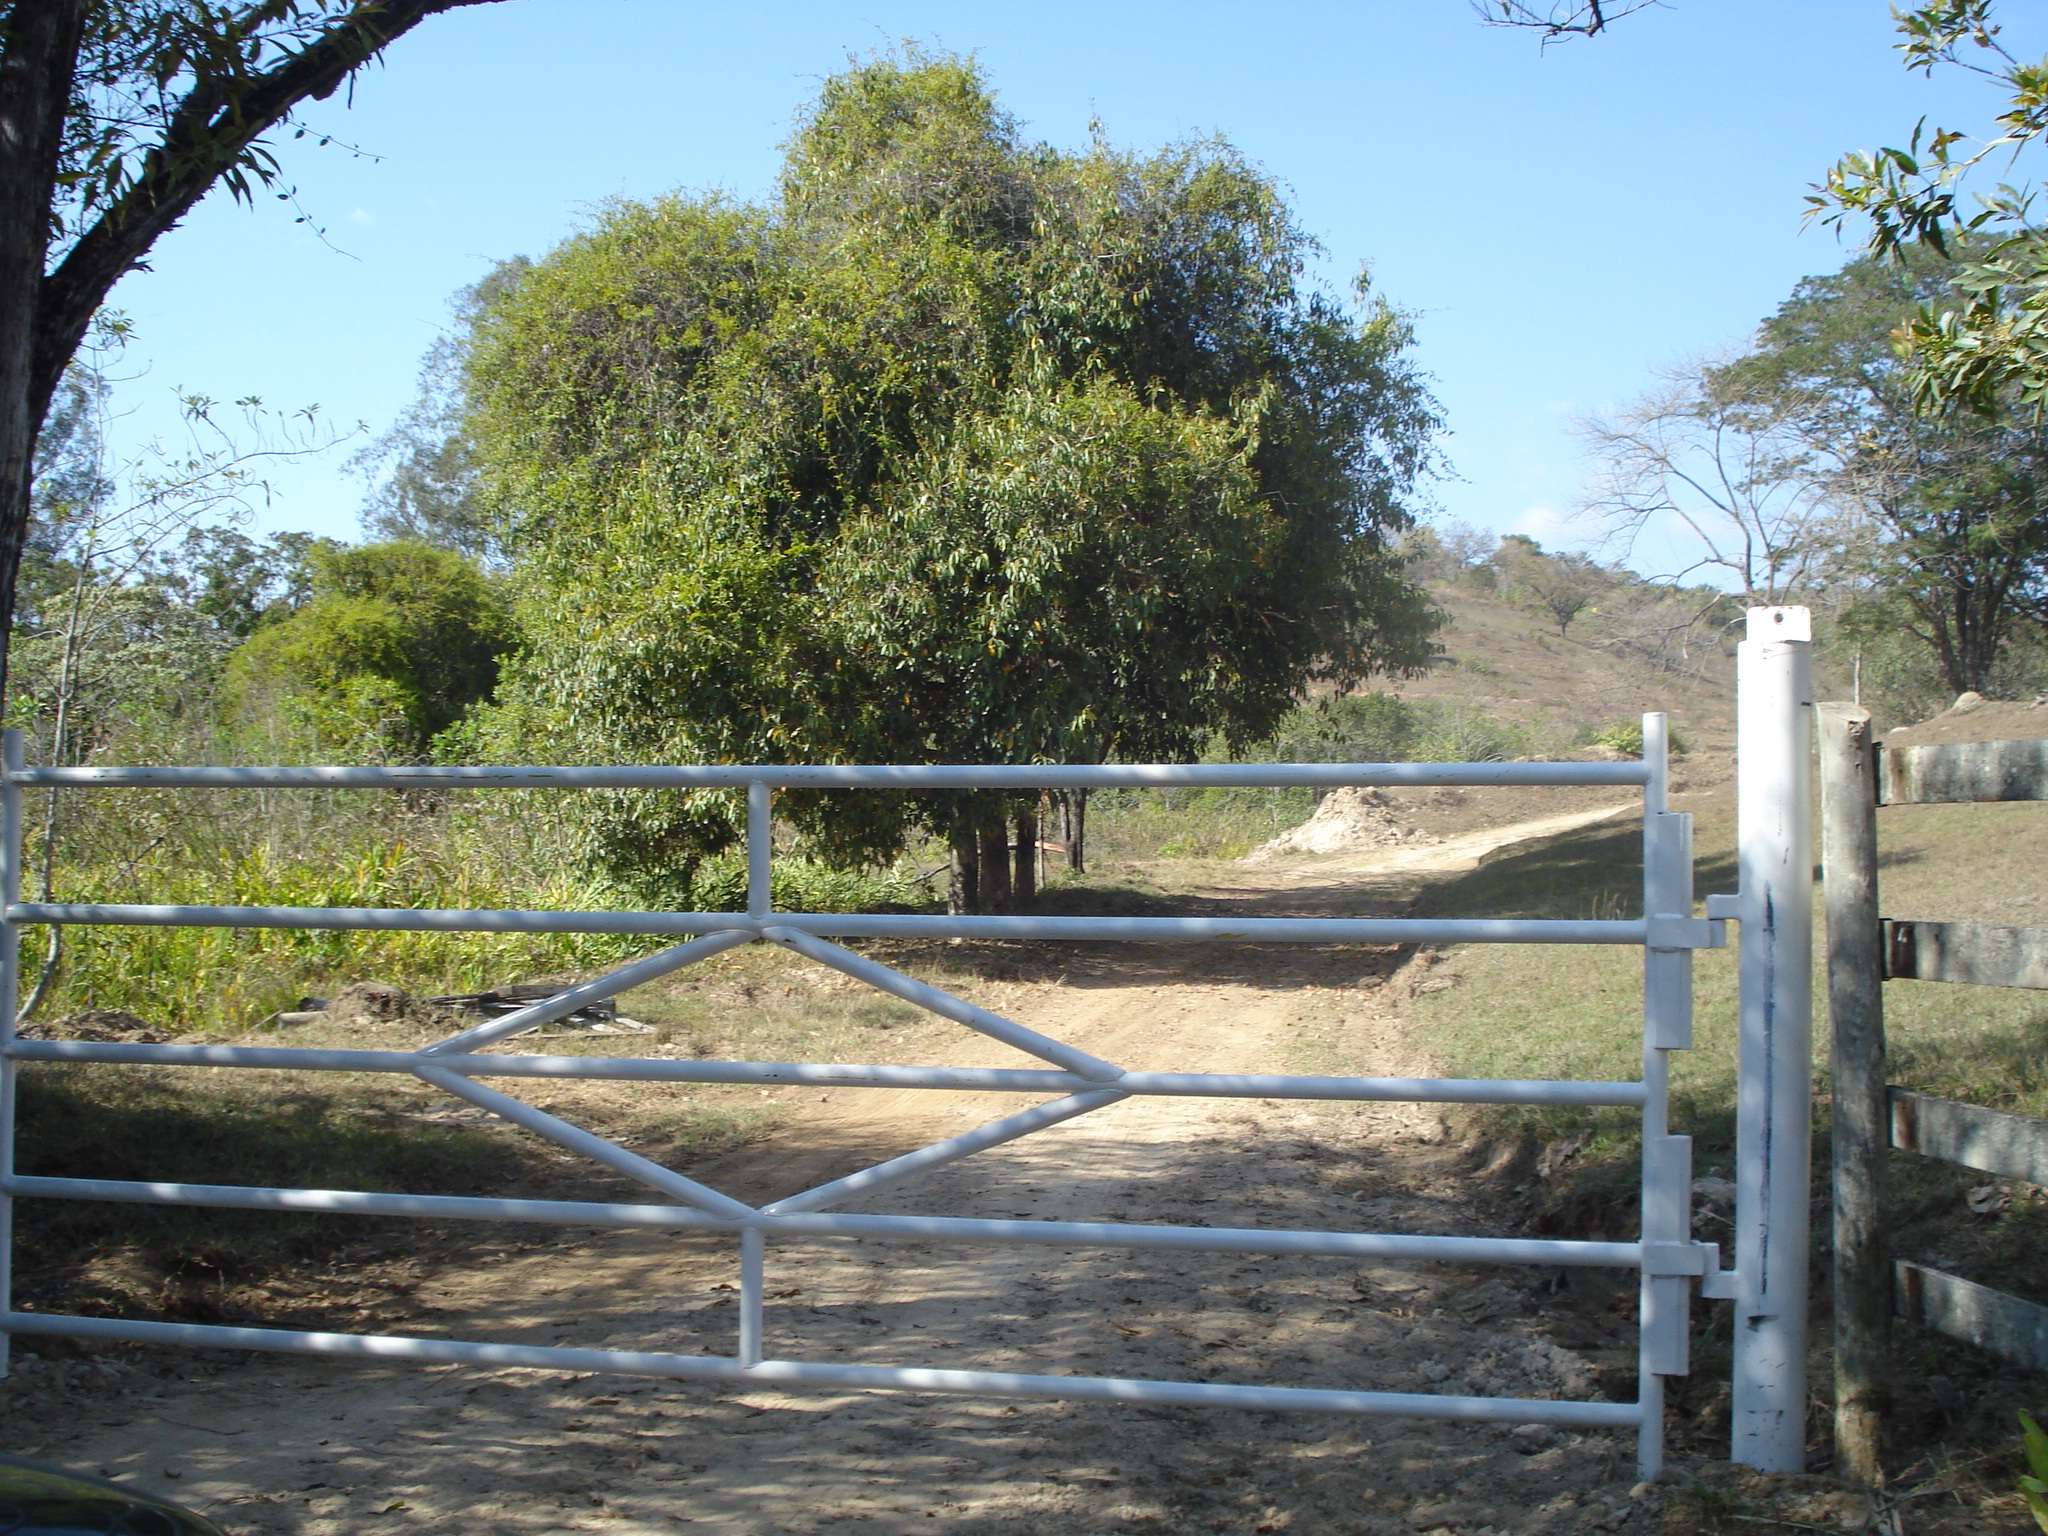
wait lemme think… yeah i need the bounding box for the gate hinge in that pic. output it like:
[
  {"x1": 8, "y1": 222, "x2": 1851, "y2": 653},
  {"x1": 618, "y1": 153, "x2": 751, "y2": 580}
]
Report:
[
  {"x1": 1704, "y1": 893, "x2": 1742, "y2": 922},
  {"x1": 1645, "y1": 915, "x2": 1727, "y2": 950}
]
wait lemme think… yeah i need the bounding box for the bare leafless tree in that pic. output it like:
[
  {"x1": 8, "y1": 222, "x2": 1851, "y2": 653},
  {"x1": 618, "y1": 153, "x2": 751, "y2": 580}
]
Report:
[{"x1": 1577, "y1": 363, "x2": 1842, "y2": 606}]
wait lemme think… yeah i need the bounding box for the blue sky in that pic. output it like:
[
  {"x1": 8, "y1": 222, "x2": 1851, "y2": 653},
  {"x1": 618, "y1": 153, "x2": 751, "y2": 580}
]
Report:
[{"x1": 94, "y1": 1, "x2": 2038, "y2": 559}]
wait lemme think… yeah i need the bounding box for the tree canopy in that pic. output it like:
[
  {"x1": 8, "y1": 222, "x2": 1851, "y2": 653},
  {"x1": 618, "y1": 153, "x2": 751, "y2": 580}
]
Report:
[
  {"x1": 459, "y1": 52, "x2": 1443, "y2": 894},
  {"x1": 1575, "y1": 244, "x2": 2048, "y2": 702},
  {"x1": 225, "y1": 538, "x2": 511, "y2": 755},
  {"x1": 1732, "y1": 248, "x2": 2048, "y2": 696}
]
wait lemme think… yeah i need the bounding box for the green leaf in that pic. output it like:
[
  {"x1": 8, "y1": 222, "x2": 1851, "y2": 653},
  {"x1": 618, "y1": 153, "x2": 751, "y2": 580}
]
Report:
[{"x1": 2022, "y1": 1411, "x2": 2048, "y2": 1480}]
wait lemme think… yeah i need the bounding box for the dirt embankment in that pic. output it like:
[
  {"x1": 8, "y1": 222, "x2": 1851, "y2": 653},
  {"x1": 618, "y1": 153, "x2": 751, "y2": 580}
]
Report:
[{"x1": 0, "y1": 801, "x2": 1867, "y2": 1536}]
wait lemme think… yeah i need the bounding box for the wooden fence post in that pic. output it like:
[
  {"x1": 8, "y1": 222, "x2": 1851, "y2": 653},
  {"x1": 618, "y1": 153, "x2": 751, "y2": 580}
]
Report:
[{"x1": 1818, "y1": 702, "x2": 1889, "y2": 1486}]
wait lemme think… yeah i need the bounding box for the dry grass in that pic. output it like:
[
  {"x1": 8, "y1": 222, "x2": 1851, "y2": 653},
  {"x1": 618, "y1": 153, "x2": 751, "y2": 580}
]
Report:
[{"x1": 1394, "y1": 585, "x2": 1739, "y2": 756}]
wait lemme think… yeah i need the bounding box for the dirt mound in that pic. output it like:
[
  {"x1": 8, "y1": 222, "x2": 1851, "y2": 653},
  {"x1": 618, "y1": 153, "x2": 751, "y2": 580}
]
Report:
[
  {"x1": 24, "y1": 1008, "x2": 171, "y2": 1043},
  {"x1": 1244, "y1": 784, "x2": 1436, "y2": 861},
  {"x1": 324, "y1": 981, "x2": 466, "y2": 1031}
]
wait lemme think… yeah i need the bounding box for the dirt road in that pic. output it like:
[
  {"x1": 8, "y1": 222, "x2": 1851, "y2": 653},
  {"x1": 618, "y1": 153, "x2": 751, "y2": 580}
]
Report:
[{"x1": 1, "y1": 805, "x2": 1668, "y2": 1535}]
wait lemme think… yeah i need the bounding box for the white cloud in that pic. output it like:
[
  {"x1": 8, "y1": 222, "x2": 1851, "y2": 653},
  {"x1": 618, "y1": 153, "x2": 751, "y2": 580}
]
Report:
[
  {"x1": 348, "y1": 207, "x2": 375, "y2": 225},
  {"x1": 1508, "y1": 504, "x2": 1569, "y2": 544}
]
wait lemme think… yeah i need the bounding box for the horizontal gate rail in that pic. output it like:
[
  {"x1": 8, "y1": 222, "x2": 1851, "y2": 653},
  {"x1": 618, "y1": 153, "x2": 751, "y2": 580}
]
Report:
[
  {"x1": 18, "y1": 761, "x2": 1651, "y2": 790},
  {"x1": 1, "y1": 1176, "x2": 1660, "y2": 1265},
  {"x1": 0, "y1": 1312, "x2": 1643, "y2": 1428},
  {"x1": 2, "y1": 1041, "x2": 1650, "y2": 1105},
  {"x1": 5, "y1": 905, "x2": 1663, "y2": 945},
  {"x1": 0, "y1": 719, "x2": 1736, "y2": 1482}
]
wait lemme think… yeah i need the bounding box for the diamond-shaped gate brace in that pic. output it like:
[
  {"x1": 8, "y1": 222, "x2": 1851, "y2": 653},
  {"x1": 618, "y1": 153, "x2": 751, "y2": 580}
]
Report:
[{"x1": 406, "y1": 924, "x2": 1133, "y2": 1230}]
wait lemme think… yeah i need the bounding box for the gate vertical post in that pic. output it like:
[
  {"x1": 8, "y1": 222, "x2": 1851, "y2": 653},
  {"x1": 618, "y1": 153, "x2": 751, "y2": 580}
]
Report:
[
  {"x1": 747, "y1": 780, "x2": 772, "y2": 923},
  {"x1": 738, "y1": 1225, "x2": 765, "y2": 1367},
  {"x1": 1817, "y1": 703, "x2": 1887, "y2": 1486},
  {"x1": 1731, "y1": 608, "x2": 1815, "y2": 1472},
  {"x1": 742, "y1": 780, "x2": 771, "y2": 1367},
  {"x1": 0, "y1": 729, "x2": 22, "y2": 1376},
  {"x1": 1639, "y1": 712, "x2": 1695, "y2": 1481}
]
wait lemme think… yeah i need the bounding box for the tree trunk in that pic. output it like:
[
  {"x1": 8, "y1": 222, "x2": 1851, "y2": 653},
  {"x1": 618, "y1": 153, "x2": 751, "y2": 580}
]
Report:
[
  {"x1": 1066, "y1": 789, "x2": 1087, "y2": 873},
  {"x1": 947, "y1": 820, "x2": 979, "y2": 917},
  {"x1": 978, "y1": 804, "x2": 1011, "y2": 915},
  {"x1": 0, "y1": 2, "x2": 87, "y2": 704},
  {"x1": 1012, "y1": 805, "x2": 1037, "y2": 908}
]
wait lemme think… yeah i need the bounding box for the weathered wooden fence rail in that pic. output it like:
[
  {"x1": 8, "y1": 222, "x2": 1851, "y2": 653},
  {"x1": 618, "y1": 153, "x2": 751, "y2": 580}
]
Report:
[
  {"x1": 1888, "y1": 1088, "x2": 2048, "y2": 1188},
  {"x1": 1819, "y1": 709, "x2": 2048, "y2": 1485}
]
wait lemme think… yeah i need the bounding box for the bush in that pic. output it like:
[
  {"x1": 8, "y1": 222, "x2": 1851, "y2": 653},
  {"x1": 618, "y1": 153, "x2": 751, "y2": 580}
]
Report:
[
  {"x1": 224, "y1": 540, "x2": 514, "y2": 756},
  {"x1": 1586, "y1": 720, "x2": 1688, "y2": 758},
  {"x1": 1260, "y1": 693, "x2": 1532, "y2": 765}
]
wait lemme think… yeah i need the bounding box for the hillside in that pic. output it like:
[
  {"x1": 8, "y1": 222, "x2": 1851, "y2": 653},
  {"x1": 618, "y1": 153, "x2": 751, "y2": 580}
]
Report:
[{"x1": 1387, "y1": 581, "x2": 1738, "y2": 755}]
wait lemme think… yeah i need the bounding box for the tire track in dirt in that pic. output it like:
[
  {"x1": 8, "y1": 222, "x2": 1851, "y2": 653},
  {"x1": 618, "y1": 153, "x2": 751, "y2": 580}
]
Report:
[{"x1": 1, "y1": 803, "x2": 1667, "y2": 1535}]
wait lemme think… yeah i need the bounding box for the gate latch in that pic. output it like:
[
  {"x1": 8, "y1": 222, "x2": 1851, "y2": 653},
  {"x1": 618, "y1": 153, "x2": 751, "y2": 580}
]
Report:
[
  {"x1": 1645, "y1": 915, "x2": 1727, "y2": 949},
  {"x1": 1641, "y1": 1241, "x2": 1740, "y2": 1298}
]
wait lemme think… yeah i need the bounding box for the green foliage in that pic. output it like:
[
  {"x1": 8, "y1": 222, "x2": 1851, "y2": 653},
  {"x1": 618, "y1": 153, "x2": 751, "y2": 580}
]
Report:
[
  {"x1": 38, "y1": 829, "x2": 638, "y2": 1030},
  {"x1": 1488, "y1": 534, "x2": 1615, "y2": 636},
  {"x1": 1591, "y1": 721, "x2": 1642, "y2": 757},
  {"x1": 31, "y1": 773, "x2": 927, "y2": 1031},
  {"x1": 12, "y1": 353, "x2": 341, "y2": 765},
  {"x1": 1263, "y1": 692, "x2": 1532, "y2": 765},
  {"x1": 349, "y1": 265, "x2": 530, "y2": 564},
  {"x1": 460, "y1": 50, "x2": 1443, "y2": 885},
  {"x1": 1584, "y1": 720, "x2": 1686, "y2": 757},
  {"x1": 2020, "y1": 1410, "x2": 2048, "y2": 1533},
  {"x1": 224, "y1": 539, "x2": 514, "y2": 756},
  {"x1": 1811, "y1": 3, "x2": 2048, "y2": 415},
  {"x1": 680, "y1": 852, "x2": 924, "y2": 916}
]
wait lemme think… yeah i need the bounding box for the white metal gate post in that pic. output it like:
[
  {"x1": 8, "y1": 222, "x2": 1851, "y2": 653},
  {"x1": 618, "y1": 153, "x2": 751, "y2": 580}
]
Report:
[
  {"x1": 1728, "y1": 607, "x2": 1815, "y2": 1471},
  {"x1": 1637, "y1": 711, "x2": 1696, "y2": 1481}
]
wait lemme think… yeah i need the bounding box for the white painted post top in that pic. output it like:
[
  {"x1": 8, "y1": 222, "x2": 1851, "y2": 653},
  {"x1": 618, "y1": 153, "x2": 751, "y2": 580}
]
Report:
[{"x1": 1745, "y1": 606, "x2": 1812, "y2": 642}]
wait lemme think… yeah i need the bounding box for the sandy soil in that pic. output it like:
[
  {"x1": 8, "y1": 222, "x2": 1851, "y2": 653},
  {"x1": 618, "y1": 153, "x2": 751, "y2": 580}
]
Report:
[{"x1": 1, "y1": 806, "x2": 1711, "y2": 1536}]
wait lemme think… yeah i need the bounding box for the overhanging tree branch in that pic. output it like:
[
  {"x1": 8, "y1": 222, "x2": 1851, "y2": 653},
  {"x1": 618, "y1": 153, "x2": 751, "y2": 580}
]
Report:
[
  {"x1": 0, "y1": 0, "x2": 503, "y2": 705},
  {"x1": 1472, "y1": 1, "x2": 1660, "y2": 41},
  {"x1": 33, "y1": 0, "x2": 503, "y2": 426}
]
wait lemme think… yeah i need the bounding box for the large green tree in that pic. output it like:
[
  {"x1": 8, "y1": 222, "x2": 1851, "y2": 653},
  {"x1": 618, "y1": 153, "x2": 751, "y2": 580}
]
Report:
[{"x1": 461, "y1": 54, "x2": 1442, "y2": 907}]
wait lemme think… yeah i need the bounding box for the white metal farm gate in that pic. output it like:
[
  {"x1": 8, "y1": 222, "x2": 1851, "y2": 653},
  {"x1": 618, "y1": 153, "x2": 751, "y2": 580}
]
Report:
[{"x1": 0, "y1": 609, "x2": 1820, "y2": 1481}]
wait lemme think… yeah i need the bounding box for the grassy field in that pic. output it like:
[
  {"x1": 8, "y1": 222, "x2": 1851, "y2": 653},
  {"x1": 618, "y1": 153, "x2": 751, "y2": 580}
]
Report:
[
  {"x1": 1405, "y1": 786, "x2": 2048, "y2": 1483},
  {"x1": 1409, "y1": 792, "x2": 2048, "y2": 1135}
]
